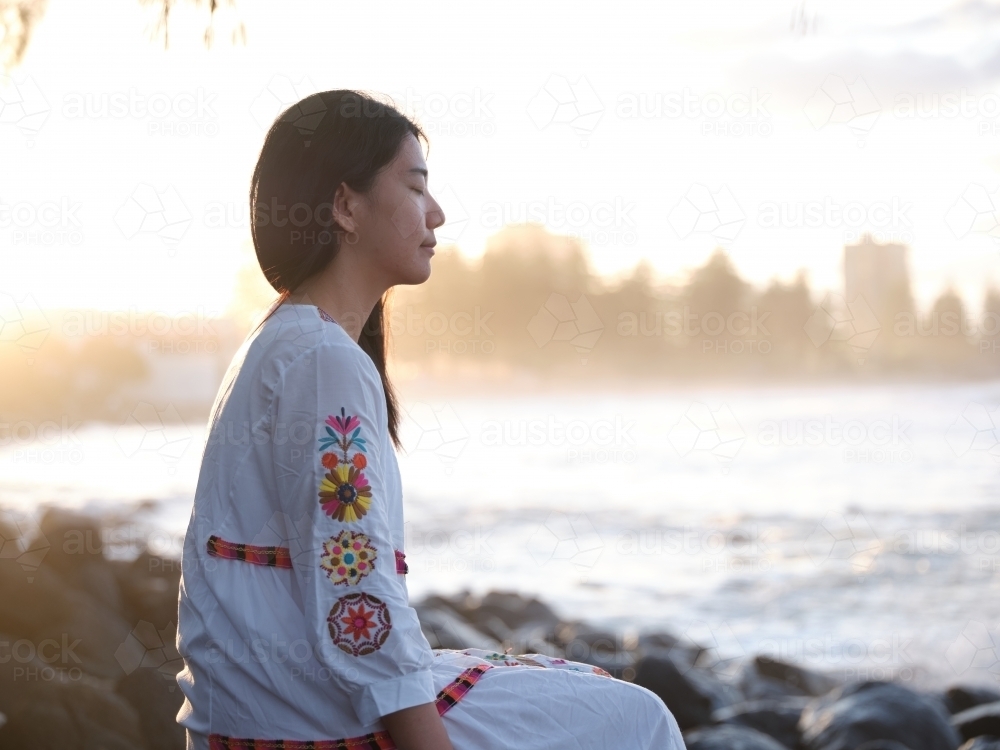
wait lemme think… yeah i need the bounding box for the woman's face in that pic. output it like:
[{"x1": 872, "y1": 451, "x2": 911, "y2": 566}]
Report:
[{"x1": 355, "y1": 132, "x2": 445, "y2": 286}]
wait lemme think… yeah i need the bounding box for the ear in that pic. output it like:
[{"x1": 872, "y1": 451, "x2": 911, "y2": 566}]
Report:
[{"x1": 331, "y1": 181, "x2": 361, "y2": 235}]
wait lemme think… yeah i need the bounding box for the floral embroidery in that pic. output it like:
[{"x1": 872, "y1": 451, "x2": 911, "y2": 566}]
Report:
[
  {"x1": 472, "y1": 651, "x2": 527, "y2": 667},
  {"x1": 318, "y1": 407, "x2": 372, "y2": 523},
  {"x1": 320, "y1": 407, "x2": 368, "y2": 454},
  {"x1": 320, "y1": 531, "x2": 377, "y2": 586},
  {"x1": 328, "y1": 592, "x2": 391, "y2": 656},
  {"x1": 319, "y1": 466, "x2": 372, "y2": 522},
  {"x1": 394, "y1": 549, "x2": 408, "y2": 574}
]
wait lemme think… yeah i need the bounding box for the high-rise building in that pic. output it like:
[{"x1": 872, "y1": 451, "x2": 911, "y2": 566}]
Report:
[{"x1": 843, "y1": 234, "x2": 914, "y2": 322}]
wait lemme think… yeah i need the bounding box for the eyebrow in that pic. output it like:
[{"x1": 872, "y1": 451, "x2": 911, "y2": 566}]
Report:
[{"x1": 408, "y1": 167, "x2": 428, "y2": 178}]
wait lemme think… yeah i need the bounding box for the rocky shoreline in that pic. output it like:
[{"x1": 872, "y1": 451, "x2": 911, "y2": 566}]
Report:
[{"x1": 0, "y1": 509, "x2": 998, "y2": 750}]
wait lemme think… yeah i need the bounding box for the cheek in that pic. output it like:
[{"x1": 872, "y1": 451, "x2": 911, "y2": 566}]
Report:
[{"x1": 387, "y1": 193, "x2": 425, "y2": 240}]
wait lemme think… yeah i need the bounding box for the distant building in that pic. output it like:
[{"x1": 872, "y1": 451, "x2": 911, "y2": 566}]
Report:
[{"x1": 843, "y1": 235, "x2": 914, "y2": 322}]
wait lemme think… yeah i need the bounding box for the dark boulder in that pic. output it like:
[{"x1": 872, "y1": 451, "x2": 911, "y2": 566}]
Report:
[
  {"x1": 799, "y1": 681, "x2": 961, "y2": 750},
  {"x1": 713, "y1": 697, "x2": 811, "y2": 749},
  {"x1": 958, "y1": 738, "x2": 1000, "y2": 750},
  {"x1": 414, "y1": 605, "x2": 501, "y2": 651},
  {"x1": 114, "y1": 552, "x2": 182, "y2": 627},
  {"x1": 946, "y1": 688, "x2": 1000, "y2": 715},
  {"x1": 952, "y1": 702, "x2": 1000, "y2": 742},
  {"x1": 0, "y1": 678, "x2": 146, "y2": 750},
  {"x1": 739, "y1": 655, "x2": 840, "y2": 701},
  {"x1": 754, "y1": 655, "x2": 841, "y2": 697},
  {"x1": 686, "y1": 724, "x2": 792, "y2": 750},
  {"x1": 633, "y1": 654, "x2": 714, "y2": 730},
  {"x1": 116, "y1": 667, "x2": 185, "y2": 750}
]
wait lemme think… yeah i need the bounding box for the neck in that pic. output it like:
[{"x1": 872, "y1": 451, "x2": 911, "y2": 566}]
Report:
[{"x1": 287, "y1": 252, "x2": 389, "y2": 343}]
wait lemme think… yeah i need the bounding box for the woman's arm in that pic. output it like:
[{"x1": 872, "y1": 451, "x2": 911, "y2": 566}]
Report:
[{"x1": 381, "y1": 702, "x2": 456, "y2": 750}]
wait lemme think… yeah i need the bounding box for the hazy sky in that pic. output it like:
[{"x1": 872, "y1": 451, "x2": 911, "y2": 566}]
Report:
[{"x1": 4, "y1": 0, "x2": 1000, "y2": 317}]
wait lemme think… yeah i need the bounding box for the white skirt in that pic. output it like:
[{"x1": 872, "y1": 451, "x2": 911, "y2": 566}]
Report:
[{"x1": 187, "y1": 647, "x2": 685, "y2": 750}]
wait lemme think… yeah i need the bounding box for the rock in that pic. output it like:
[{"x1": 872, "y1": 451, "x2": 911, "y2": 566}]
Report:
[
  {"x1": 0, "y1": 630, "x2": 50, "y2": 714},
  {"x1": 952, "y1": 702, "x2": 1000, "y2": 742},
  {"x1": 685, "y1": 724, "x2": 792, "y2": 750},
  {"x1": 738, "y1": 655, "x2": 840, "y2": 700},
  {"x1": 800, "y1": 681, "x2": 961, "y2": 750},
  {"x1": 713, "y1": 697, "x2": 811, "y2": 749},
  {"x1": 116, "y1": 667, "x2": 185, "y2": 750},
  {"x1": 754, "y1": 655, "x2": 841, "y2": 697},
  {"x1": 415, "y1": 606, "x2": 501, "y2": 651},
  {"x1": 739, "y1": 668, "x2": 809, "y2": 701},
  {"x1": 685, "y1": 665, "x2": 746, "y2": 711},
  {"x1": 855, "y1": 742, "x2": 914, "y2": 750},
  {"x1": 633, "y1": 655, "x2": 714, "y2": 730},
  {"x1": 477, "y1": 590, "x2": 561, "y2": 630},
  {"x1": 424, "y1": 590, "x2": 562, "y2": 635},
  {"x1": 0, "y1": 558, "x2": 73, "y2": 639},
  {"x1": 0, "y1": 678, "x2": 147, "y2": 750},
  {"x1": 114, "y1": 552, "x2": 182, "y2": 627},
  {"x1": 0, "y1": 558, "x2": 132, "y2": 680},
  {"x1": 947, "y1": 688, "x2": 1000, "y2": 715},
  {"x1": 559, "y1": 625, "x2": 634, "y2": 678},
  {"x1": 959, "y1": 738, "x2": 1000, "y2": 750}
]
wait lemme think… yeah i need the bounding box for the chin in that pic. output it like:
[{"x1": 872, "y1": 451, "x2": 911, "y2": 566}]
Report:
[{"x1": 397, "y1": 261, "x2": 433, "y2": 286}]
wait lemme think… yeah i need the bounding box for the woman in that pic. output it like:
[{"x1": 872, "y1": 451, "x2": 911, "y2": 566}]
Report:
[{"x1": 175, "y1": 89, "x2": 684, "y2": 750}]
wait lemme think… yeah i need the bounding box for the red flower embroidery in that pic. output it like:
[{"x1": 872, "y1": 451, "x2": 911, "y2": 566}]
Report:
[
  {"x1": 328, "y1": 592, "x2": 391, "y2": 656},
  {"x1": 321, "y1": 452, "x2": 339, "y2": 469},
  {"x1": 352, "y1": 453, "x2": 367, "y2": 469}
]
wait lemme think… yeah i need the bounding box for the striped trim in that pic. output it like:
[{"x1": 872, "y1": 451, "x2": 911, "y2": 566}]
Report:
[
  {"x1": 394, "y1": 549, "x2": 408, "y2": 575},
  {"x1": 206, "y1": 535, "x2": 292, "y2": 569},
  {"x1": 435, "y1": 663, "x2": 490, "y2": 716},
  {"x1": 208, "y1": 734, "x2": 392, "y2": 749},
  {"x1": 207, "y1": 664, "x2": 492, "y2": 750}
]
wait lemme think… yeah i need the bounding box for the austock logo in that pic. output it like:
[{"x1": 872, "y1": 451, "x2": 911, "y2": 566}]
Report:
[
  {"x1": 668, "y1": 402, "x2": 746, "y2": 473},
  {"x1": 399, "y1": 402, "x2": 469, "y2": 473},
  {"x1": 527, "y1": 74, "x2": 604, "y2": 144},
  {"x1": 525, "y1": 511, "x2": 604, "y2": 577},
  {"x1": 115, "y1": 621, "x2": 182, "y2": 686},
  {"x1": 0, "y1": 73, "x2": 50, "y2": 145},
  {"x1": 805, "y1": 511, "x2": 881, "y2": 578},
  {"x1": 804, "y1": 75, "x2": 880, "y2": 143},
  {"x1": 114, "y1": 402, "x2": 193, "y2": 474},
  {"x1": 527, "y1": 293, "x2": 604, "y2": 364},
  {"x1": 0, "y1": 510, "x2": 50, "y2": 583},
  {"x1": 802, "y1": 293, "x2": 880, "y2": 364},
  {"x1": 946, "y1": 403, "x2": 1000, "y2": 463},
  {"x1": 946, "y1": 184, "x2": 1000, "y2": 244},
  {"x1": 114, "y1": 184, "x2": 192, "y2": 255},
  {"x1": 0, "y1": 292, "x2": 50, "y2": 363},
  {"x1": 668, "y1": 184, "x2": 745, "y2": 244}
]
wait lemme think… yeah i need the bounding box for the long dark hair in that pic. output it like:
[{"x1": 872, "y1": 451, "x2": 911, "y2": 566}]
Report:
[{"x1": 245, "y1": 89, "x2": 426, "y2": 451}]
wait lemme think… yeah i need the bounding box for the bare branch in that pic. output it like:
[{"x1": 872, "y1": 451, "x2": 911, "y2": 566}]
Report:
[{"x1": 0, "y1": 0, "x2": 49, "y2": 70}]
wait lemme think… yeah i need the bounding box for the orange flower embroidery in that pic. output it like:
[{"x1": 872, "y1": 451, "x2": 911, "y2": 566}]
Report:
[{"x1": 327, "y1": 592, "x2": 391, "y2": 656}]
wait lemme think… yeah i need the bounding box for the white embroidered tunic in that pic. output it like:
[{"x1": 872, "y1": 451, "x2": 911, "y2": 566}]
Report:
[{"x1": 175, "y1": 302, "x2": 685, "y2": 750}]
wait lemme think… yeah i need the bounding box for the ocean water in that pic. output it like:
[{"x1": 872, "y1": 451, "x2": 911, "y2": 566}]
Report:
[{"x1": 3, "y1": 381, "x2": 1000, "y2": 690}]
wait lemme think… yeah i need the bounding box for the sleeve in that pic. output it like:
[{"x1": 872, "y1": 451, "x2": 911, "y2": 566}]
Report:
[{"x1": 269, "y1": 340, "x2": 436, "y2": 725}]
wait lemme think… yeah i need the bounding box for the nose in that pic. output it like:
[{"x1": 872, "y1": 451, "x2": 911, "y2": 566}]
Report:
[{"x1": 427, "y1": 192, "x2": 446, "y2": 230}]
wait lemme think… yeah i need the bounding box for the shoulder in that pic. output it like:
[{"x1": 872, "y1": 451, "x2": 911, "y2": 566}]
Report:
[{"x1": 253, "y1": 305, "x2": 382, "y2": 399}]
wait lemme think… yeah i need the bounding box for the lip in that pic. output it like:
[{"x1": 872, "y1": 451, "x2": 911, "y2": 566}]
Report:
[{"x1": 420, "y1": 244, "x2": 436, "y2": 254}]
